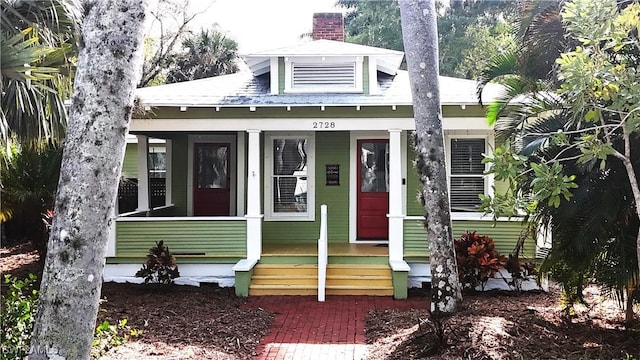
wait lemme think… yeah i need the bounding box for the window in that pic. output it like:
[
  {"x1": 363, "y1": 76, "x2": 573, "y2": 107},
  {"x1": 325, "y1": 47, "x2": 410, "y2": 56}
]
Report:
[
  {"x1": 285, "y1": 57, "x2": 362, "y2": 93},
  {"x1": 148, "y1": 146, "x2": 166, "y2": 179},
  {"x1": 265, "y1": 133, "x2": 315, "y2": 220},
  {"x1": 449, "y1": 138, "x2": 486, "y2": 212}
]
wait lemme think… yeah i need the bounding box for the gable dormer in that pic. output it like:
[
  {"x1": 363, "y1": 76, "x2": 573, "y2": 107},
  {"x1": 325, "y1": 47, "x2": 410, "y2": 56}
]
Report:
[{"x1": 243, "y1": 13, "x2": 404, "y2": 96}]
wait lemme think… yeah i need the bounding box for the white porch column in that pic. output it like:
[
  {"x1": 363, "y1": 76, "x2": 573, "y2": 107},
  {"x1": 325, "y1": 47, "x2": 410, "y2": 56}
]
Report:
[
  {"x1": 105, "y1": 206, "x2": 116, "y2": 257},
  {"x1": 164, "y1": 139, "x2": 172, "y2": 205},
  {"x1": 388, "y1": 129, "x2": 404, "y2": 263},
  {"x1": 246, "y1": 130, "x2": 262, "y2": 260},
  {"x1": 136, "y1": 135, "x2": 150, "y2": 211}
]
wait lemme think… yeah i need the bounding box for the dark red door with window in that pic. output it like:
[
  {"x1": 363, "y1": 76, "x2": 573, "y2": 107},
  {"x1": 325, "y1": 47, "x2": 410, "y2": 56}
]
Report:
[
  {"x1": 357, "y1": 139, "x2": 389, "y2": 240},
  {"x1": 193, "y1": 143, "x2": 230, "y2": 216}
]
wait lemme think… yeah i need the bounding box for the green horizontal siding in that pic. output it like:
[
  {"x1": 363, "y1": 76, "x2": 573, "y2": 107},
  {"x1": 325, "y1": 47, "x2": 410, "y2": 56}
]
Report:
[
  {"x1": 404, "y1": 218, "x2": 429, "y2": 256},
  {"x1": 403, "y1": 218, "x2": 535, "y2": 259},
  {"x1": 116, "y1": 220, "x2": 246, "y2": 256},
  {"x1": 122, "y1": 143, "x2": 138, "y2": 178}
]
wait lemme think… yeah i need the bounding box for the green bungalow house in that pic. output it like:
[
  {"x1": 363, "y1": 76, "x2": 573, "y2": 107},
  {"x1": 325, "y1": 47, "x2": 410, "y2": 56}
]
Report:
[{"x1": 104, "y1": 13, "x2": 537, "y2": 298}]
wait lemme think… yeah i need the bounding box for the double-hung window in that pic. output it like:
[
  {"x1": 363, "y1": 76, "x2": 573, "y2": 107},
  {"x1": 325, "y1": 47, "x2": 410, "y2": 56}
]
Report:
[
  {"x1": 449, "y1": 138, "x2": 487, "y2": 212},
  {"x1": 265, "y1": 133, "x2": 315, "y2": 220}
]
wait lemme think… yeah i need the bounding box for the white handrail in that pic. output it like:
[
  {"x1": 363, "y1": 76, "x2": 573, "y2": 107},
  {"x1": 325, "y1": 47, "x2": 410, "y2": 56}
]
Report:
[{"x1": 317, "y1": 204, "x2": 328, "y2": 302}]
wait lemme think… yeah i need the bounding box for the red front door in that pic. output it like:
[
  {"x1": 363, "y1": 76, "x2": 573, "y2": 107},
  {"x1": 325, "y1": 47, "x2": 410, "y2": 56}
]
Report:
[
  {"x1": 193, "y1": 143, "x2": 230, "y2": 216},
  {"x1": 357, "y1": 139, "x2": 389, "y2": 240}
]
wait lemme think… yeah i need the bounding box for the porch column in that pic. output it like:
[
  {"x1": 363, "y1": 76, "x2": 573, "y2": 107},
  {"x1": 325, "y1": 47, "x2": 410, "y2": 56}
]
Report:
[
  {"x1": 136, "y1": 135, "x2": 149, "y2": 211},
  {"x1": 388, "y1": 129, "x2": 404, "y2": 263},
  {"x1": 246, "y1": 130, "x2": 262, "y2": 260},
  {"x1": 105, "y1": 206, "x2": 116, "y2": 257},
  {"x1": 164, "y1": 139, "x2": 172, "y2": 205}
]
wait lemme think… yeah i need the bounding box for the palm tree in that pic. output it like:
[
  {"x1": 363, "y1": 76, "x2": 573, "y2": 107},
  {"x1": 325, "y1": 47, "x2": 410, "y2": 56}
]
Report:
[
  {"x1": 165, "y1": 26, "x2": 239, "y2": 83},
  {"x1": 477, "y1": 0, "x2": 639, "y2": 321},
  {"x1": 1, "y1": 0, "x2": 79, "y2": 147}
]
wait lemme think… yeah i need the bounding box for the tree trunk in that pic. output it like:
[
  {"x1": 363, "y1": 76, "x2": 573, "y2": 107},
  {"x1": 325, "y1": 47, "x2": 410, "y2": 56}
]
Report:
[
  {"x1": 399, "y1": 0, "x2": 463, "y2": 315},
  {"x1": 618, "y1": 128, "x2": 640, "y2": 285},
  {"x1": 29, "y1": 1, "x2": 147, "y2": 358}
]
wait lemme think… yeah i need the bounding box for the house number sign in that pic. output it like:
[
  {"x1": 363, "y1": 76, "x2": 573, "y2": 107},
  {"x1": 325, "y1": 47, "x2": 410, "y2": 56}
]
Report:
[{"x1": 325, "y1": 164, "x2": 340, "y2": 186}]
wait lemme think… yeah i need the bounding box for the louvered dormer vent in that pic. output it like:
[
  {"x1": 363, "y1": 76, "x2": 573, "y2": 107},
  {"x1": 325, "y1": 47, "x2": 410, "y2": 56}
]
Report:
[
  {"x1": 285, "y1": 58, "x2": 363, "y2": 93},
  {"x1": 292, "y1": 62, "x2": 356, "y2": 89}
]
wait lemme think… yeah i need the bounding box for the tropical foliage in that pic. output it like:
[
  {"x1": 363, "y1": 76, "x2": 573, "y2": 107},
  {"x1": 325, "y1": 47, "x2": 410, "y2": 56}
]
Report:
[
  {"x1": 0, "y1": 0, "x2": 79, "y2": 146},
  {"x1": 478, "y1": 0, "x2": 640, "y2": 321},
  {"x1": 0, "y1": 142, "x2": 62, "y2": 258},
  {"x1": 165, "y1": 26, "x2": 239, "y2": 83},
  {"x1": 337, "y1": 0, "x2": 517, "y2": 78},
  {"x1": 135, "y1": 240, "x2": 180, "y2": 284},
  {"x1": 454, "y1": 231, "x2": 507, "y2": 291}
]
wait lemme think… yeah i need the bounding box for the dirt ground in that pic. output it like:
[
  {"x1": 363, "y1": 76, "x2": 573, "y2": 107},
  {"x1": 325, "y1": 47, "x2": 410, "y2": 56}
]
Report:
[{"x1": 2, "y1": 241, "x2": 639, "y2": 359}]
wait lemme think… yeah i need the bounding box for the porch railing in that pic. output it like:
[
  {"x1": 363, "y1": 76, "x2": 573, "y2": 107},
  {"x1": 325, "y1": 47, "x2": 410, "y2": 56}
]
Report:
[{"x1": 317, "y1": 204, "x2": 328, "y2": 302}]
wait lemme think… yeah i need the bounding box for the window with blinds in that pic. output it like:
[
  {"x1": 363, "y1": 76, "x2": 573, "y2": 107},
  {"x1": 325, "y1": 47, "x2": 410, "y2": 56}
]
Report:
[
  {"x1": 291, "y1": 62, "x2": 357, "y2": 91},
  {"x1": 450, "y1": 138, "x2": 486, "y2": 212},
  {"x1": 264, "y1": 133, "x2": 315, "y2": 221}
]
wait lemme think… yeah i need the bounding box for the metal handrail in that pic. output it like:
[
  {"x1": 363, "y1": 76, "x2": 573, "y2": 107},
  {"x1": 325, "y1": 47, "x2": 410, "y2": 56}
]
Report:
[{"x1": 317, "y1": 204, "x2": 328, "y2": 302}]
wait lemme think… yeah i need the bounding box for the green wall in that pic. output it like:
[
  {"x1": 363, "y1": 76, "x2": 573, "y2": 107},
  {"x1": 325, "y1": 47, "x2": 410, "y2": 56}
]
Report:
[
  {"x1": 170, "y1": 135, "x2": 189, "y2": 216},
  {"x1": 116, "y1": 219, "x2": 247, "y2": 256},
  {"x1": 122, "y1": 143, "x2": 138, "y2": 178},
  {"x1": 403, "y1": 218, "x2": 535, "y2": 259},
  {"x1": 363, "y1": 56, "x2": 370, "y2": 95},
  {"x1": 262, "y1": 131, "x2": 350, "y2": 244}
]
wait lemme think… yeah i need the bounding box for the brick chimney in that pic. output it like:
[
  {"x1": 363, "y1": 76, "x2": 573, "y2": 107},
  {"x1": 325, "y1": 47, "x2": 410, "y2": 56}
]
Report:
[{"x1": 312, "y1": 13, "x2": 344, "y2": 41}]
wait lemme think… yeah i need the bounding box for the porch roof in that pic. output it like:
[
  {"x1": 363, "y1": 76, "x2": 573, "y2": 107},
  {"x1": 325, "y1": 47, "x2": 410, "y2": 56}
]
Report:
[{"x1": 135, "y1": 70, "x2": 505, "y2": 108}]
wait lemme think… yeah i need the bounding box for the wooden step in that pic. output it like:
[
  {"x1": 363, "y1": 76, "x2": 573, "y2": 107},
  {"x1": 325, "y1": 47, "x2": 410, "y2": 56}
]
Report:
[
  {"x1": 326, "y1": 264, "x2": 392, "y2": 296},
  {"x1": 327, "y1": 264, "x2": 391, "y2": 277},
  {"x1": 249, "y1": 263, "x2": 393, "y2": 296},
  {"x1": 249, "y1": 264, "x2": 318, "y2": 295},
  {"x1": 252, "y1": 264, "x2": 317, "y2": 276},
  {"x1": 251, "y1": 275, "x2": 317, "y2": 286}
]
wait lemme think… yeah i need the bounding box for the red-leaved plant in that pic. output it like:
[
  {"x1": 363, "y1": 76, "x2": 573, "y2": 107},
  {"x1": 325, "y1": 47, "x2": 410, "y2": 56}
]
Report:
[{"x1": 455, "y1": 231, "x2": 507, "y2": 291}]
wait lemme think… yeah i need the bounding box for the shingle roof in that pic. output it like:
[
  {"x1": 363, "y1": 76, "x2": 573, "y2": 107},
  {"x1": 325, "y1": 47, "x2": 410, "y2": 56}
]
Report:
[
  {"x1": 244, "y1": 40, "x2": 405, "y2": 76},
  {"x1": 135, "y1": 70, "x2": 505, "y2": 108},
  {"x1": 245, "y1": 39, "x2": 404, "y2": 57}
]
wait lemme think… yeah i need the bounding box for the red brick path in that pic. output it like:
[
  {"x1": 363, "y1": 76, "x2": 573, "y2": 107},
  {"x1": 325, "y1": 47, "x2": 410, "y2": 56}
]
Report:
[{"x1": 243, "y1": 296, "x2": 427, "y2": 360}]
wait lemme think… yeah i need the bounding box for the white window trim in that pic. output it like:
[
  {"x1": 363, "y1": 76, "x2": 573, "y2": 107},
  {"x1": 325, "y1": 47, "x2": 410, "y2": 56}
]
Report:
[
  {"x1": 264, "y1": 132, "x2": 315, "y2": 221},
  {"x1": 445, "y1": 132, "x2": 494, "y2": 220},
  {"x1": 284, "y1": 56, "x2": 363, "y2": 94}
]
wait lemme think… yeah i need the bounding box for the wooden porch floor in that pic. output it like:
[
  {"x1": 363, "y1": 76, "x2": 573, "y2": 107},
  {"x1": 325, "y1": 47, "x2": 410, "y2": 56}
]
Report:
[{"x1": 262, "y1": 242, "x2": 389, "y2": 257}]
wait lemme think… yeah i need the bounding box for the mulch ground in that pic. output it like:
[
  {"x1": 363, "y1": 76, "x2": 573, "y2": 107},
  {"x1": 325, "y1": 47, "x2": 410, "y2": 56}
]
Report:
[{"x1": 2, "y1": 241, "x2": 639, "y2": 359}]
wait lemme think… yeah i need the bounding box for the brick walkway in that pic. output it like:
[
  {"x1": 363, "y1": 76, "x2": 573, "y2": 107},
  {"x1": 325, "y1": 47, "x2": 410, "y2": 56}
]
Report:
[{"x1": 243, "y1": 296, "x2": 427, "y2": 360}]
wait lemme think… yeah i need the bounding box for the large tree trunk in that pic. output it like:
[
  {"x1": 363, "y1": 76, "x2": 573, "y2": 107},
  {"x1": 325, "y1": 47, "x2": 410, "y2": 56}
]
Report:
[
  {"x1": 399, "y1": 0, "x2": 462, "y2": 315},
  {"x1": 29, "y1": 1, "x2": 147, "y2": 358}
]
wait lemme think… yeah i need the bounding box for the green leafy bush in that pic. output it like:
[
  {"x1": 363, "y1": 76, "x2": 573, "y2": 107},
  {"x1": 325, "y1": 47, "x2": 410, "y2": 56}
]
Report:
[
  {"x1": 91, "y1": 318, "x2": 141, "y2": 358},
  {"x1": 0, "y1": 274, "x2": 39, "y2": 359},
  {"x1": 135, "y1": 240, "x2": 180, "y2": 284},
  {"x1": 455, "y1": 231, "x2": 507, "y2": 291},
  {"x1": 1, "y1": 274, "x2": 139, "y2": 359}
]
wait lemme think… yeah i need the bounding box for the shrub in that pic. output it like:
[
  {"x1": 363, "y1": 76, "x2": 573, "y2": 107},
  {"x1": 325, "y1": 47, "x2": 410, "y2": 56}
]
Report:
[
  {"x1": 503, "y1": 254, "x2": 537, "y2": 292},
  {"x1": 91, "y1": 318, "x2": 141, "y2": 358},
  {"x1": 0, "y1": 274, "x2": 139, "y2": 358},
  {"x1": 135, "y1": 240, "x2": 180, "y2": 284},
  {"x1": 0, "y1": 274, "x2": 39, "y2": 359},
  {"x1": 454, "y1": 231, "x2": 507, "y2": 290}
]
